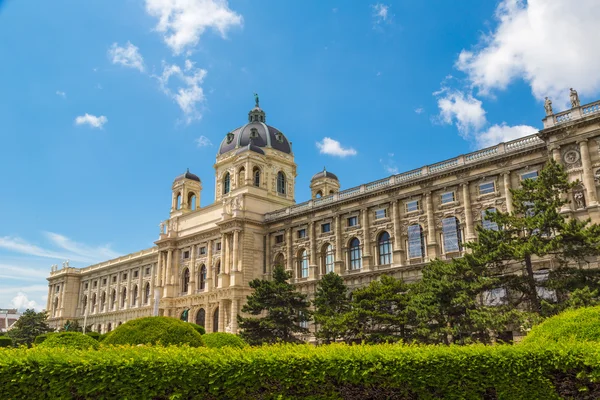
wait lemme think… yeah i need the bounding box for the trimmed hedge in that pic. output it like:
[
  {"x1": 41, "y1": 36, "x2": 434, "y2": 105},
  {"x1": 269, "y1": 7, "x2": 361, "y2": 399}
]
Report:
[
  {"x1": 1, "y1": 342, "x2": 600, "y2": 399},
  {"x1": 202, "y1": 332, "x2": 247, "y2": 349},
  {"x1": 37, "y1": 332, "x2": 99, "y2": 350},
  {"x1": 0, "y1": 336, "x2": 11, "y2": 348},
  {"x1": 523, "y1": 305, "x2": 600, "y2": 345},
  {"x1": 102, "y1": 316, "x2": 204, "y2": 347},
  {"x1": 33, "y1": 333, "x2": 52, "y2": 345},
  {"x1": 85, "y1": 331, "x2": 101, "y2": 341},
  {"x1": 189, "y1": 323, "x2": 206, "y2": 335}
]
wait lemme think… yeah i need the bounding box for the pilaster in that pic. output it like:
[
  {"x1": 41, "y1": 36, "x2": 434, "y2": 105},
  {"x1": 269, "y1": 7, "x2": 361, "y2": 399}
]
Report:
[{"x1": 425, "y1": 192, "x2": 438, "y2": 260}]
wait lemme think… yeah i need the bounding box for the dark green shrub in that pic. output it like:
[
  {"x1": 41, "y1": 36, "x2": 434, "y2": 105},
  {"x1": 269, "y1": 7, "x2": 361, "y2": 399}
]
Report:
[
  {"x1": 188, "y1": 323, "x2": 206, "y2": 335},
  {"x1": 102, "y1": 316, "x2": 204, "y2": 347},
  {"x1": 0, "y1": 336, "x2": 12, "y2": 348},
  {"x1": 85, "y1": 331, "x2": 101, "y2": 341},
  {"x1": 98, "y1": 333, "x2": 109, "y2": 342},
  {"x1": 33, "y1": 333, "x2": 53, "y2": 345},
  {"x1": 37, "y1": 332, "x2": 99, "y2": 350},
  {"x1": 523, "y1": 305, "x2": 600, "y2": 344},
  {"x1": 202, "y1": 332, "x2": 246, "y2": 349}
]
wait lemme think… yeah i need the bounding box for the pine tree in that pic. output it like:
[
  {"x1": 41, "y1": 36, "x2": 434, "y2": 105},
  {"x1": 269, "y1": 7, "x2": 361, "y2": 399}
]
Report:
[
  {"x1": 7, "y1": 309, "x2": 53, "y2": 347},
  {"x1": 237, "y1": 265, "x2": 311, "y2": 345},
  {"x1": 313, "y1": 272, "x2": 350, "y2": 344}
]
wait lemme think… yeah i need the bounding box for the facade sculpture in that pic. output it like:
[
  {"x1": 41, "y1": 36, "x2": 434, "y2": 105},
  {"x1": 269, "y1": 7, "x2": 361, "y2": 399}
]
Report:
[
  {"x1": 570, "y1": 88, "x2": 580, "y2": 108},
  {"x1": 544, "y1": 97, "x2": 553, "y2": 116},
  {"x1": 47, "y1": 94, "x2": 600, "y2": 334}
]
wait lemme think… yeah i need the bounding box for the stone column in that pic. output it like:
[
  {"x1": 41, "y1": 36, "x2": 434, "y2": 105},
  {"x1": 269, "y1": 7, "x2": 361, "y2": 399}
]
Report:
[
  {"x1": 206, "y1": 240, "x2": 213, "y2": 292},
  {"x1": 362, "y1": 208, "x2": 372, "y2": 270},
  {"x1": 286, "y1": 227, "x2": 293, "y2": 274},
  {"x1": 265, "y1": 233, "x2": 271, "y2": 276},
  {"x1": 206, "y1": 306, "x2": 214, "y2": 333},
  {"x1": 334, "y1": 214, "x2": 344, "y2": 273},
  {"x1": 189, "y1": 245, "x2": 196, "y2": 294},
  {"x1": 218, "y1": 300, "x2": 225, "y2": 332},
  {"x1": 155, "y1": 252, "x2": 162, "y2": 287},
  {"x1": 231, "y1": 298, "x2": 239, "y2": 334},
  {"x1": 125, "y1": 269, "x2": 132, "y2": 309},
  {"x1": 503, "y1": 172, "x2": 513, "y2": 214},
  {"x1": 579, "y1": 139, "x2": 598, "y2": 205},
  {"x1": 231, "y1": 230, "x2": 242, "y2": 286},
  {"x1": 86, "y1": 281, "x2": 92, "y2": 316},
  {"x1": 164, "y1": 249, "x2": 172, "y2": 297},
  {"x1": 137, "y1": 267, "x2": 143, "y2": 307},
  {"x1": 462, "y1": 182, "x2": 475, "y2": 241},
  {"x1": 116, "y1": 271, "x2": 122, "y2": 311},
  {"x1": 425, "y1": 192, "x2": 438, "y2": 260},
  {"x1": 392, "y1": 200, "x2": 404, "y2": 265},
  {"x1": 309, "y1": 222, "x2": 317, "y2": 279},
  {"x1": 221, "y1": 233, "x2": 230, "y2": 288}
]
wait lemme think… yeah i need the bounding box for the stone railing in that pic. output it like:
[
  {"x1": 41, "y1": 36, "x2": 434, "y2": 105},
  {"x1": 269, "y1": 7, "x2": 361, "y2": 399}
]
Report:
[
  {"x1": 264, "y1": 133, "x2": 545, "y2": 221},
  {"x1": 50, "y1": 248, "x2": 159, "y2": 276},
  {"x1": 544, "y1": 100, "x2": 600, "y2": 128}
]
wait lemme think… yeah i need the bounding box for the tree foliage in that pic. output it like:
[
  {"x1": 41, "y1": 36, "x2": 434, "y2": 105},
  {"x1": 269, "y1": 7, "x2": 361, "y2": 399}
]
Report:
[
  {"x1": 7, "y1": 309, "x2": 53, "y2": 347},
  {"x1": 238, "y1": 265, "x2": 311, "y2": 345},
  {"x1": 313, "y1": 272, "x2": 350, "y2": 344}
]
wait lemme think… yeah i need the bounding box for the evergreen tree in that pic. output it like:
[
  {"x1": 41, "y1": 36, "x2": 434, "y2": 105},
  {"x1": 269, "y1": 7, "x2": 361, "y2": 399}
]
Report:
[
  {"x1": 7, "y1": 309, "x2": 53, "y2": 347},
  {"x1": 343, "y1": 275, "x2": 411, "y2": 344},
  {"x1": 238, "y1": 265, "x2": 311, "y2": 345},
  {"x1": 467, "y1": 159, "x2": 600, "y2": 316},
  {"x1": 312, "y1": 272, "x2": 350, "y2": 344}
]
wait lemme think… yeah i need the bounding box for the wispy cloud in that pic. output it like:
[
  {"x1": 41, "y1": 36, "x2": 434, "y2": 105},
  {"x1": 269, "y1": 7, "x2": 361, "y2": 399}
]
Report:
[
  {"x1": 316, "y1": 137, "x2": 357, "y2": 157},
  {"x1": 414, "y1": 107, "x2": 424, "y2": 114},
  {"x1": 195, "y1": 135, "x2": 212, "y2": 147},
  {"x1": 372, "y1": 3, "x2": 391, "y2": 25},
  {"x1": 156, "y1": 61, "x2": 207, "y2": 123},
  {"x1": 56, "y1": 90, "x2": 66, "y2": 98},
  {"x1": 379, "y1": 152, "x2": 398, "y2": 175},
  {"x1": 75, "y1": 113, "x2": 107, "y2": 129},
  {"x1": 108, "y1": 42, "x2": 145, "y2": 72},
  {"x1": 0, "y1": 263, "x2": 50, "y2": 281}
]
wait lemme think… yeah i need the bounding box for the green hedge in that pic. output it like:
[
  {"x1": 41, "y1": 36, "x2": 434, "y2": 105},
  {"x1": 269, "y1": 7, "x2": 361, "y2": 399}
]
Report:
[
  {"x1": 37, "y1": 332, "x2": 99, "y2": 350},
  {"x1": 33, "y1": 333, "x2": 52, "y2": 345},
  {"x1": 189, "y1": 323, "x2": 206, "y2": 335},
  {"x1": 84, "y1": 331, "x2": 101, "y2": 341},
  {"x1": 1, "y1": 343, "x2": 600, "y2": 399},
  {"x1": 0, "y1": 336, "x2": 11, "y2": 348},
  {"x1": 523, "y1": 306, "x2": 600, "y2": 345},
  {"x1": 202, "y1": 332, "x2": 247, "y2": 349},
  {"x1": 102, "y1": 316, "x2": 204, "y2": 347}
]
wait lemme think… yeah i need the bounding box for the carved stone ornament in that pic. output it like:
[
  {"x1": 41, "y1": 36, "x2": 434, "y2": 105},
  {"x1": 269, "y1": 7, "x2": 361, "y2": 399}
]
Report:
[{"x1": 562, "y1": 145, "x2": 582, "y2": 169}]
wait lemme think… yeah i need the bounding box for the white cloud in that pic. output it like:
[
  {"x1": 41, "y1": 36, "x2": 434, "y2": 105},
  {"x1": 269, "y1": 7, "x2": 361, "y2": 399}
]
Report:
[
  {"x1": 316, "y1": 137, "x2": 357, "y2": 157},
  {"x1": 56, "y1": 90, "x2": 66, "y2": 98},
  {"x1": 157, "y1": 62, "x2": 207, "y2": 123},
  {"x1": 380, "y1": 152, "x2": 398, "y2": 174},
  {"x1": 74, "y1": 113, "x2": 107, "y2": 129},
  {"x1": 10, "y1": 292, "x2": 43, "y2": 312},
  {"x1": 437, "y1": 90, "x2": 487, "y2": 136},
  {"x1": 0, "y1": 264, "x2": 49, "y2": 281},
  {"x1": 195, "y1": 135, "x2": 212, "y2": 147},
  {"x1": 145, "y1": 0, "x2": 243, "y2": 55},
  {"x1": 476, "y1": 123, "x2": 538, "y2": 149},
  {"x1": 372, "y1": 3, "x2": 390, "y2": 23},
  {"x1": 108, "y1": 42, "x2": 145, "y2": 72},
  {"x1": 456, "y1": 0, "x2": 600, "y2": 104},
  {"x1": 414, "y1": 107, "x2": 424, "y2": 114}
]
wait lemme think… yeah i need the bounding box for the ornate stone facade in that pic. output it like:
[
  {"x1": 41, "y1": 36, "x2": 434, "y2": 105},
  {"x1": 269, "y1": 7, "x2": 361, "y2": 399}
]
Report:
[{"x1": 47, "y1": 96, "x2": 600, "y2": 333}]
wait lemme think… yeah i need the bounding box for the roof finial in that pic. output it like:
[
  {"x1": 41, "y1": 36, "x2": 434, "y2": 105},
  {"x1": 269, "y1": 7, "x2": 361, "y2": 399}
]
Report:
[{"x1": 253, "y1": 92, "x2": 259, "y2": 108}]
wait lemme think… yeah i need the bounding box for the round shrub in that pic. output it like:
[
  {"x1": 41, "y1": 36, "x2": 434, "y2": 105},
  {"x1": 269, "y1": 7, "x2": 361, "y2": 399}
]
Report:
[
  {"x1": 189, "y1": 323, "x2": 206, "y2": 335},
  {"x1": 85, "y1": 331, "x2": 101, "y2": 341},
  {"x1": 0, "y1": 336, "x2": 12, "y2": 348},
  {"x1": 34, "y1": 333, "x2": 53, "y2": 345},
  {"x1": 202, "y1": 332, "x2": 247, "y2": 349},
  {"x1": 523, "y1": 306, "x2": 600, "y2": 344},
  {"x1": 102, "y1": 316, "x2": 204, "y2": 347},
  {"x1": 38, "y1": 332, "x2": 99, "y2": 350}
]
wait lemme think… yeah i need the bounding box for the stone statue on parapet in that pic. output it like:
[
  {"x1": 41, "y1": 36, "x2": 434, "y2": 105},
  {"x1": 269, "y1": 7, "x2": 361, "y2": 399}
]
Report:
[
  {"x1": 544, "y1": 97, "x2": 553, "y2": 116},
  {"x1": 570, "y1": 88, "x2": 580, "y2": 108}
]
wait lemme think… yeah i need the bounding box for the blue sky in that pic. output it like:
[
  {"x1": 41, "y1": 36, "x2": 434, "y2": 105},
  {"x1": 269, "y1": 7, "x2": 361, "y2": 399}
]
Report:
[{"x1": 2, "y1": 0, "x2": 600, "y2": 310}]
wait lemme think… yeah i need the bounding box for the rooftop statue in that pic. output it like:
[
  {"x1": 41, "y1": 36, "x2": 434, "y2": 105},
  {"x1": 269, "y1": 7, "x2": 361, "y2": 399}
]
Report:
[
  {"x1": 544, "y1": 97, "x2": 553, "y2": 116},
  {"x1": 570, "y1": 88, "x2": 580, "y2": 108},
  {"x1": 254, "y1": 92, "x2": 259, "y2": 108}
]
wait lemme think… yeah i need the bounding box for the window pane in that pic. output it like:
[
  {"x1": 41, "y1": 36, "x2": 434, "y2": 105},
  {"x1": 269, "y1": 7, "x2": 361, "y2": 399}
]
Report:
[
  {"x1": 325, "y1": 245, "x2": 335, "y2": 273},
  {"x1": 322, "y1": 223, "x2": 331, "y2": 233},
  {"x1": 375, "y1": 209, "x2": 387, "y2": 219},
  {"x1": 482, "y1": 208, "x2": 499, "y2": 231},
  {"x1": 300, "y1": 250, "x2": 309, "y2": 278},
  {"x1": 378, "y1": 232, "x2": 392, "y2": 265},
  {"x1": 406, "y1": 200, "x2": 419, "y2": 212},
  {"x1": 441, "y1": 192, "x2": 455, "y2": 204},
  {"x1": 521, "y1": 171, "x2": 538, "y2": 180},
  {"x1": 348, "y1": 216, "x2": 358, "y2": 227},
  {"x1": 442, "y1": 217, "x2": 461, "y2": 253},
  {"x1": 408, "y1": 225, "x2": 424, "y2": 258},
  {"x1": 479, "y1": 182, "x2": 495, "y2": 194},
  {"x1": 349, "y1": 238, "x2": 362, "y2": 269}
]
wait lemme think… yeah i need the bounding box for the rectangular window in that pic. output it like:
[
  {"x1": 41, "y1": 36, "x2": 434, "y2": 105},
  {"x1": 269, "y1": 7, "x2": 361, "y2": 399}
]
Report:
[
  {"x1": 442, "y1": 217, "x2": 462, "y2": 253},
  {"x1": 122, "y1": 273, "x2": 127, "y2": 280},
  {"x1": 407, "y1": 225, "x2": 424, "y2": 258},
  {"x1": 441, "y1": 192, "x2": 455, "y2": 204},
  {"x1": 199, "y1": 246, "x2": 206, "y2": 255},
  {"x1": 102, "y1": 278, "x2": 107, "y2": 285},
  {"x1": 482, "y1": 288, "x2": 507, "y2": 306},
  {"x1": 93, "y1": 281, "x2": 97, "y2": 288},
  {"x1": 406, "y1": 200, "x2": 419, "y2": 212},
  {"x1": 482, "y1": 208, "x2": 499, "y2": 231},
  {"x1": 216, "y1": 242, "x2": 222, "y2": 251},
  {"x1": 297, "y1": 229, "x2": 307, "y2": 239},
  {"x1": 275, "y1": 234, "x2": 284, "y2": 244},
  {"x1": 112, "y1": 276, "x2": 117, "y2": 283},
  {"x1": 183, "y1": 250, "x2": 190, "y2": 259},
  {"x1": 145, "y1": 267, "x2": 151, "y2": 276},
  {"x1": 375, "y1": 208, "x2": 387, "y2": 219},
  {"x1": 133, "y1": 270, "x2": 139, "y2": 278},
  {"x1": 321, "y1": 223, "x2": 331, "y2": 233},
  {"x1": 84, "y1": 282, "x2": 89, "y2": 290},
  {"x1": 347, "y1": 216, "x2": 358, "y2": 227},
  {"x1": 55, "y1": 285, "x2": 60, "y2": 293},
  {"x1": 479, "y1": 182, "x2": 495, "y2": 195},
  {"x1": 521, "y1": 171, "x2": 539, "y2": 181}
]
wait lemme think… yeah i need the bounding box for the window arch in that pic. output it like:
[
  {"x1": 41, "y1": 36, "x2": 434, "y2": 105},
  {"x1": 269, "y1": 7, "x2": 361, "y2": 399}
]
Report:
[
  {"x1": 223, "y1": 172, "x2": 231, "y2": 194},
  {"x1": 196, "y1": 308, "x2": 206, "y2": 327},
  {"x1": 277, "y1": 171, "x2": 286, "y2": 195},
  {"x1": 378, "y1": 231, "x2": 392, "y2": 265},
  {"x1": 91, "y1": 294, "x2": 97, "y2": 313},
  {"x1": 214, "y1": 260, "x2": 221, "y2": 286},
  {"x1": 110, "y1": 289, "x2": 116, "y2": 310},
  {"x1": 238, "y1": 166, "x2": 245, "y2": 187},
  {"x1": 213, "y1": 307, "x2": 219, "y2": 332},
  {"x1": 299, "y1": 249, "x2": 309, "y2": 278},
  {"x1": 144, "y1": 283, "x2": 150, "y2": 305},
  {"x1": 182, "y1": 268, "x2": 190, "y2": 293},
  {"x1": 442, "y1": 216, "x2": 462, "y2": 253},
  {"x1": 100, "y1": 291, "x2": 106, "y2": 312},
  {"x1": 121, "y1": 287, "x2": 127, "y2": 308},
  {"x1": 316, "y1": 191, "x2": 323, "y2": 198},
  {"x1": 132, "y1": 285, "x2": 138, "y2": 306},
  {"x1": 53, "y1": 297, "x2": 59, "y2": 317},
  {"x1": 323, "y1": 243, "x2": 335, "y2": 274},
  {"x1": 82, "y1": 295, "x2": 87, "y2": 314},
  {"x1": 188, "y1": 193, "x2": 196, "y2": 210},
  {"x1": 274, "y1": 253, "x2": 285, "y2": 269},
  {"x1": 253, "y1": 167, "x2": 261, "y2": 187},
  {"x1": 199, "y1": 265, "x2": 207, "y2": 290},
  {"x1": 107, "y1": 323, "x2": 112, "y2": 332},
  {"x1": 349, "y1": 238, "x2": 362, "y2": 270},
  {"x1": 408, "y1": 224, "x2": 425, "y2": 259},
  {"x1": 176, "y1": 193, "x2": 182, "y2": 210}
]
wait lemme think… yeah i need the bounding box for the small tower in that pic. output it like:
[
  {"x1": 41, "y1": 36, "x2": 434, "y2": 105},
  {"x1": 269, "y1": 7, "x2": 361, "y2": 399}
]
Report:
[
  {"x1": 310, "y1": 167, "x2": 340, "y2": 199},
  {"x1": 171, "y1": 169, "x2": 202, "y2": 215}
]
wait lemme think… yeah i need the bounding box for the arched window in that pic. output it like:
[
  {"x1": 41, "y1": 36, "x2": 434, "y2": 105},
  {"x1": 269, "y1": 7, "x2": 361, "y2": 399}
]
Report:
[
  {"x1": 182, "y1": 268, "x2": 190, "y2": 293},
  {"x1": 299, "y1": 249, "x2": 309, "y2": 278},
  {"x1": 196, "y1": 308, "x2": 206, "y2": 327},
  {"x1": 277, "y1": 171, "x2": 286, "y2": 194},
  {"x1": 132, "y1": 285, "x2": 138, "y2": 306},
  {"x1": 253, "y1": 167, "x2": 260, "y2": 187},
  {"x1": 349, "y1": 238, "x2": 362, "y2": 270},
  {"x1": 110, "y1": 289, "x2": 116, "y2": 310},
  {"x1": 378, "y1": 231, "x2": 392, "y2": 265},
  {"x1": 223, "y1": 172, "x2": 230, "y2": 194},
  {"x1": 176, "y1": 193, "x2": 182, "y2": 210},
  {"x1": 213, "y1": 307, "x2": 219, "y2": 332},
  {"x1": 97, "y1": 324, "x2": 102, "y2": 333},
  {"x1": 442, "y1": 216, "x2": 462, "y2": 253},
  {"x1": 188, "y1": 193, "x2": 196, "y2": 210},
  {"x1": 408, "y1": 225, "x2": 424, "y2": 258},
  {"x1": 53, "y1": 297, "x2": 59, "y2": 317},
  {"x1": 91, "y1": 294, "x2": 97, "y2": 313},
  {"x1": 199, "y1": 265, "x2": 207, "y2": 290},
  {"x1": 101, "y1": 292, "x2": 106, "y2": 311},
  {"x1": 238, "y1": 167, "x2": 245, "y2": 187},
  {"x1": 323, "y1": 244, "x2": 335, "y2": 273},
  {"x1": 107, "y1": 323, "x2": 112, "y2": 332},
  {"x1": 82, "y1": 295, "x2": 87, "y2": 314},
  {"x1": 121, "y1": 287, "x2": 127, "y2": 308},
  {"x1": 316, "y1": 191, "x2": 323, "y2": 198},
  {"x1": 275, "y1": 253, "x2": 285, "y2": 267},
  {"x1": 214, "y1": 260, "x2": 221, "y2": 287},
  {"x1": 144, "y1": 283, "x2": 150, "y2": 305}
]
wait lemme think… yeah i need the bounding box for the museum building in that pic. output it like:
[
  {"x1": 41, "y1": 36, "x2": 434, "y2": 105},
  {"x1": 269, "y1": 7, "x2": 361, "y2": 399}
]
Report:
[{"x1": 47, "y1": 92, "x2": 600, "y2": 334}]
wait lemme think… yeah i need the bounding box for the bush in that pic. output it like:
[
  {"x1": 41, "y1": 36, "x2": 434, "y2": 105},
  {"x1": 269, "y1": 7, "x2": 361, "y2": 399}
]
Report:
[
  {"x1": 188, "y1": 323, "x2": 206, "y2": 335},
  {"x1": 37, "y1": 332, "x2": 99, "y2": 350},
  {"x1": 1, "y1": 343, "x2": 600, "y2": 399},
  {"x1": 0, "y1": 336, "x2": 12, "y2": 348},
  {"x1": 98, "y1": 333, "x2": 109, "y2": 342},
  {"x1": 202, "y1": 332, "x2": 246, "y2": 349},
  {"x1": 33, "y1": 333, "x2": 52, "y2": 345},
  {"x1": 85, "y1": 331, "x2": 101, "y2": 341},
  {"x1": 102, "y1": 316, "x2": 204, "y2": 347},
  {"x1": 523, "y1": 305, "x2": 600, "y2": 344}
]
